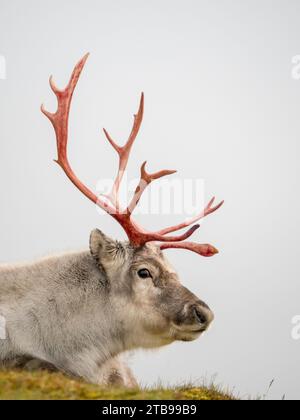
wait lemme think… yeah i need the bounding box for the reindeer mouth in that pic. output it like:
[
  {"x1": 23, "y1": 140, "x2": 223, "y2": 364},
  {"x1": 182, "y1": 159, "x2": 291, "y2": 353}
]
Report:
[
  {"x1": 171, "y1": 324, "x2": 208, "y2": 342},
  {"x1": 193, "y1": 327, "x2": 208, "y2": 333},
  {"x1": 171, "y1": 304, "x2": 213, "y2": 341},
  {"x1": 179, "y1": 331, "x2": 205, "y2": 342}
]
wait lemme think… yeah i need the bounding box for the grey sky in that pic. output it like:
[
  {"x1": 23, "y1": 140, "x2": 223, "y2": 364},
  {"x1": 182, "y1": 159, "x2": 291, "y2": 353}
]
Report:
[{"x1": 0, "y1": 0, "x2": 300, "y2": 400}]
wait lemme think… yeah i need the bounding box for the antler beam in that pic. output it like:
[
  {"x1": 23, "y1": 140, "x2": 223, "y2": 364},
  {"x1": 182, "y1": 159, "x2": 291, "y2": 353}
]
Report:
[{"x1": 41, "y1": 53, "x2": 116, "y2": 218}]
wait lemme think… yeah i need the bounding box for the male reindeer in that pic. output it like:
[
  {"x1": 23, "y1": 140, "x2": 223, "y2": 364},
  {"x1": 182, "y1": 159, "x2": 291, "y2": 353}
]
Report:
[{"x1": 0, "y1": 54, "x2": 223, "y2": 387}]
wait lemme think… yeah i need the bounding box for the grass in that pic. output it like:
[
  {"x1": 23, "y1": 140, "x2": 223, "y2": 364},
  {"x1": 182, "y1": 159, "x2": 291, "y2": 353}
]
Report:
[{"x1": 0, "y1": 369, "x2": 236, "y2": 400}]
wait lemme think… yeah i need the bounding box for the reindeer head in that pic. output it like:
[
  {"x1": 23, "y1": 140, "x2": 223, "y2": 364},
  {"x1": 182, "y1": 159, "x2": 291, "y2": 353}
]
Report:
[
  {"x1": 42, "y1": 54, "x2": 223, "y2": 347},
  {"x1": 89, "y1": 230, "x2": 214, "y2": 346}
]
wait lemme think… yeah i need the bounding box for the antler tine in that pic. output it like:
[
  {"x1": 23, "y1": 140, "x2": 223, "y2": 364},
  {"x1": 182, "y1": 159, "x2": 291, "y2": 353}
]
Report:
[
  {"x1": 103, "y1": 93, "x2": 144, "y2": 208},
  {"x1": 127, "y1": 161, "x2": 177, "y2": 215},
  {"x1": 160, "y1": 242, "x2": 219, "y2": 257},
  {"x1": 147, "y1": 224, "x2": 200, "y2": 244},
  {"x1": 157, "y1": 197, "x2": 224, "y2": 236},
  {"x1": 103, "y1": 129, "x2": 122, "y2": 154}
]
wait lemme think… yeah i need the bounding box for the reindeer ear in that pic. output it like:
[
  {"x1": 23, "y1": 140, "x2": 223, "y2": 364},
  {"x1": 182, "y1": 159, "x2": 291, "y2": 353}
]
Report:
[{"x1": 89, "y1": 229, "x2": 117, "y2": 263}]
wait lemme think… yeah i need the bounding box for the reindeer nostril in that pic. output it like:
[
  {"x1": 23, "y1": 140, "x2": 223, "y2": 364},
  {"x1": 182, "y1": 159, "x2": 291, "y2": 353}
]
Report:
[{"x1": 193, "y1": 308, "x2": 208, "y2": 326}]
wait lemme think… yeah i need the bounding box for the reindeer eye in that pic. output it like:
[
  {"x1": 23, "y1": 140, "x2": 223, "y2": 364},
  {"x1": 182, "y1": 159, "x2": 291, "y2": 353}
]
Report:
[{"x1": 138, "y1": 269, "x2": 152, "y2": 279}]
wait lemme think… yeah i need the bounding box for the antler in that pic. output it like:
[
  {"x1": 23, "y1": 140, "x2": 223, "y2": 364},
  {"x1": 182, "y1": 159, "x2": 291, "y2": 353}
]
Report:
[
  {"x1": 41, "y1": 54, "x2": 116, "y2": 217},
  {"x1": 127, "y1": 162, "x2": 177, "y2": 215},
  {"x1": 160, "y1": 242, "x2": 219, "y2": 257},
  {"x1": 157, "y1": 197, "x2": 224, "y2": 236},
  {"x1": 42, "y1": 54, "x2": 223, "y2": 255},
  {"x1": 103, "y1": 93, "x2": 144, "y2": 210}
]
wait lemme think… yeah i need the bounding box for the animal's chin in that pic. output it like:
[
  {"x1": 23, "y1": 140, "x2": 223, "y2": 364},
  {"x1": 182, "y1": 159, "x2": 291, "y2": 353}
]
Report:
[
  {"x1": 171, "y1": 325, "x2": 205, "y2": 342},
  {"x1": 177, "y1": 332, "x2": 203, "y2": 342}
]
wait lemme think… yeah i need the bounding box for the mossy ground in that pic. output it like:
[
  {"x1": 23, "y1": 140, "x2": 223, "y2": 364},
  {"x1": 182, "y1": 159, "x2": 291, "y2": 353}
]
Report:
[{"x1": 0, "y1": 370, "x2": 236, "y2": 400}]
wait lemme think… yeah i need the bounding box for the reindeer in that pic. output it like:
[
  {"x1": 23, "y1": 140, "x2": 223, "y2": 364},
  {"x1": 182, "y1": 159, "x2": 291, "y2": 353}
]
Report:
[{"x1": 0, "y1": 54, "x2": 223, "y2": 387}]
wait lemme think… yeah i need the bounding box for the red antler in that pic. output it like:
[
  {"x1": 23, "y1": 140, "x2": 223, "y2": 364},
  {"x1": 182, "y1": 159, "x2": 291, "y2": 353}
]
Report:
[
  {"x1": 42, "y1": 54, "x2": 223, "y2": 255},
  {"x1": 157, "y1": 197, "x2": 224, "y2": 236},
  {"x1": 127, "y1": 162, "x2": 177, "y2": 215},
  {"x1": 160, "y1": 242, "x2": 219, "y2": 257},
  {"x1": 102, "y1": 93, "x2": 144, "y2": 210}
]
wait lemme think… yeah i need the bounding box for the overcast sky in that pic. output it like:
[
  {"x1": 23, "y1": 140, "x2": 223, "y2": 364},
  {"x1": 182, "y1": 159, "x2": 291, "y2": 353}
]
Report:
[{"x1": 0, "y1": 0, "x2": 300, "y2": 400}]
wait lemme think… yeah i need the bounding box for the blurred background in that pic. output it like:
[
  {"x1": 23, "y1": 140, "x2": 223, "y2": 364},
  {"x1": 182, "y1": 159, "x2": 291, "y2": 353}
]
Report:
[{"x1": 0, "y1": 0, "x2": 299, "y2": 400}]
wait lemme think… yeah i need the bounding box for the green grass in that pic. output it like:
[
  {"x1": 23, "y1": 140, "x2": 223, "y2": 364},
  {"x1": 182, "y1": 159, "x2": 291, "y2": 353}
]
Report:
[{"x1": 0, "y1": 370, "x2": 236, "y2": 400}]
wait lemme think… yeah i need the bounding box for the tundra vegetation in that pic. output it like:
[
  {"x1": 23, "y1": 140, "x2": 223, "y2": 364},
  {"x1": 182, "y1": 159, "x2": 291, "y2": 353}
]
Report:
[{"x1": 0, "y1": 370, "x2": 236, "y2": 400}]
